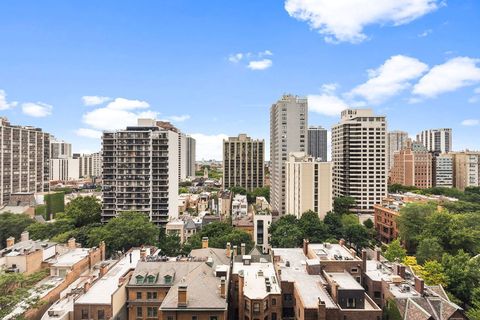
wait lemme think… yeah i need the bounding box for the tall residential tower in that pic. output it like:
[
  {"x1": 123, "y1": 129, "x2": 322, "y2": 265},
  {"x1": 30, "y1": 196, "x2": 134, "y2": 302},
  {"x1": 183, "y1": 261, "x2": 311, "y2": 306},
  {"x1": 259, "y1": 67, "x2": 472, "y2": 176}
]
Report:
[
  {"x1": 416, "y1": 128, "x2": 452, "y2": 154},
  {"x1": 307, "y1": 126, "x2": 328, "y2": 161}
]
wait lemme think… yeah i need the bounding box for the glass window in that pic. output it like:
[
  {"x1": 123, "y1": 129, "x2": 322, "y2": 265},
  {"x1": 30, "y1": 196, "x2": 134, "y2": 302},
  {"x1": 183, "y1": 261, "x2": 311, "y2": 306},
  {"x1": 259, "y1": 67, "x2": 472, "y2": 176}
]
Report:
[
  {"x1": 98, "y1": 310, "x2": 105, "y2": 320},
  {"x1": 272, "y1": 298, "x2": 276, "y2": 306},
  {"x1": 147, "y1": 292, "x2": 158, "y2": 300},
  {"x1": 147, "y1": 307, "x2": 158, "y2": 317},
  {"x1": 253, "y1": 303, "x2": 260, "y2": 313},
  {"x1": 136, "y1": 307, "x2": 143, "y2": 318},
  {"x1": 81, "y1": 309, "x2": 88, "y2": 320},
  {"x1": 210, "y1": 317, "x2": 218, "y2": 320},
  {"x1": 136, "y1": 292, "x2": 142, "y2": 300}
]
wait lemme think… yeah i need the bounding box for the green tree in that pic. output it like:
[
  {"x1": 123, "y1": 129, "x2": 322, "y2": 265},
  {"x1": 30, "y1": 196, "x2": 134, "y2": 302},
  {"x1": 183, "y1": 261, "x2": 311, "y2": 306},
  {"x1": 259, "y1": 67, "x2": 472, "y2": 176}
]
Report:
[
  {"x1": 27, "y1": 217, "x2": 75, "y2": 240},
  {"x1": 421, "y1": 260, "x2": 448, "y2": 286},
  {"x1": 298, "y1": 210, "x2": 330, "y2": 243},
  {"x1": 269, "y1": 215, "x2": 302, "y2": 248},
  {"x1": 441, "y1": 251, "x2": 480, "y2": 304},
  {"x1": 158, "y1": 229, "x2": 184, "y2": 256},
  {"x1": 87, "y1": 211, "x2": 158, "y2": 253},
  {"x1": 247, "y1": 186, "x2": 270, "y2": 203},
  {"x1": 229, "y1": 186, "x2": 247, "y2": 196},
  {"x1": 324, "y1": 212, "x2": 343, "y2": 239},
  {"x1": 396, "y1": 202, "x2": 436, "y2": 251},
  {"x1": 333, "y1": 196, "x2": 355, "y2": 215},
  {"x1": 65, "y1": 196, "x2": 101, "y2": 227},
  {"x1": 0, "y1": 213, "x2": 34, "y2": 249},
  {"x1": 343, "y1": 224, "x2": 371, "y2": 251},
  {"x1": 388, "y1": 184, "x2": 419, "y2": 193},
  {"x1": 384, "y1": 239, "x2": 406, "y2": 262},
  {"x1": 416, "y1": 237, "x2": 444, "y2": 264},
  {"x1": 179, "y1": 187, "x2": 189, "y2": 194},
  {"x1": 363, "y1": 218, "x2": 374, "y2": 229}
]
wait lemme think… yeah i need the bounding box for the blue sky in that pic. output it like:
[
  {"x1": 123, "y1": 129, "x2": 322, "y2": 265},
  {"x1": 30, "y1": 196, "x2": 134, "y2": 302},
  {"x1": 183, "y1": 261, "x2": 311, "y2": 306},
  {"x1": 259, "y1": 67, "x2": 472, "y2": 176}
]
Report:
[{"x1": 0, "y1": 0, "x2": 479, "y2": 160}]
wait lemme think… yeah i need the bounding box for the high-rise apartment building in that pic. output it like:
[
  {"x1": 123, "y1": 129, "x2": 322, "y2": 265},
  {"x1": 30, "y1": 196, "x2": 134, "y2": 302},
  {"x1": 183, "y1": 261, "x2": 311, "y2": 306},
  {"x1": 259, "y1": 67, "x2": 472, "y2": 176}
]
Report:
[
  {"x1": 390, "y1": 140, "x2": 432, "y2": 189},
  {"x1": 416, "y1": 128, "x2": 452, "y2": 153},
  {"x1": 434, "y1": 153, "x2": 453, "y2": 188},
  {"x1": 50, "y1": 138, "x2": 72, "y2": 159},
  {"x1": 178, "y1": 132, "x2": 187, "y2": 181},
  {"x1": 223, "y1": 134, "x2": 264, "y2": 191},
  {"x1": 50, "y1": 158, "x2": 79, "y2": 181},
  {"x1": 78, "y1": 152, "x2": 102, "y2": 178},
  {"x1": 387, "y1": 130, "x2": 408, "y2": 170},
  {"x1": 332, "y1": 109, "x2": 387, "y2": 214},
  {"x1": 451, "y1": 151, "x2": 480, "y2": 190},
  {"x1": 307, "y1": 126, "x2": 327, "y2": 161},
  {"x1": 186, "y1": 136, "x2": 196, "y2": 178},
  {"x1": 285, "y1": 152, "x2": 333, "y2": 219},
  {"x1": 0, "y1": 117, "x2": 50, "y2": 204},
  {"x1": 101, "y1": 119, "x2": 179, "y2": 226},
  {"x1": 270, "y1": 94, "x2": 308, "y2": 215}
]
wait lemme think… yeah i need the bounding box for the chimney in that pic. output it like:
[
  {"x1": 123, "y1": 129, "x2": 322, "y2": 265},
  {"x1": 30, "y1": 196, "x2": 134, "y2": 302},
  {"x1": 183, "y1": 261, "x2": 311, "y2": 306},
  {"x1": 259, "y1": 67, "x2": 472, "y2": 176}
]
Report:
[
  {"x1": 233, "y1": 245, "x2": 238, "y2": 257},
  {"x1": 21, "y1": 231, "x2": 29, "y2": 242},
  {"x1": 140, "y1": 248, "x2": 147, "y2": 261},
  {"x1": 67, "y1": 238, "x2": 76, "y2": 249},
  {"x1": 394, "y1": 263, "x2": 406, "y2": 279},
  {"x1": 339, "y1": 239, "x2": 345, "y2": 247},
  {"x1": 220, "y1": 276, "x2": 226, "y2": 298},
  {"x1": 178, "y1": 284, "x2": 188, "y2": 307},
  {"x1": 202, "y1": 237, "x2": 209, "y2": 249},
  {"x1": 361, "y1": 249, "x2": 367, "y2": 273},
  {"x1": 99, "y1": 263, "x2": 109, "y2": 277},
  {"x1": 241, "y1": 243, "x2": 246, "y2": 256},
  {"x1": 414, "y1": 276, "x2": 425, "y2": 295},
  {"x1": 303, "y1": 239, "x2": 310, "y2": 256},
  {"x1": 100, "y1": 241, "x2": 106, "y2": 261},
  {"x1": 6, "y1": 236, "x2": 15, "y2": 248},
  {"x1": 226, "y1": 242, "x2": 231, "y2": 257},
  {"x1": 317, "y1": 298, "x2": 326, "y2": 320},
  {"x1": 375, "y1": 248, "x2": 382, "y2": 261},
  {"x1": 84, "y1": 281, "x2": 91, "y2": 292}
]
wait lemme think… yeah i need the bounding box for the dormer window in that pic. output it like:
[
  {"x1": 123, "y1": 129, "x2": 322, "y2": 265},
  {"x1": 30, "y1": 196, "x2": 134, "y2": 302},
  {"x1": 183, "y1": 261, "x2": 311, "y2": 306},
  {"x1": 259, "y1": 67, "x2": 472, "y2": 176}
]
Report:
[
  {"x1": 135, "y1": 275, "x2": 144, "y2": 284},
  {"x1": 164, "y1": 275, "x2": 173, "y2": 284},
  {"x1": 147, "y1": 275, "x2": 156, "y2": 284}
]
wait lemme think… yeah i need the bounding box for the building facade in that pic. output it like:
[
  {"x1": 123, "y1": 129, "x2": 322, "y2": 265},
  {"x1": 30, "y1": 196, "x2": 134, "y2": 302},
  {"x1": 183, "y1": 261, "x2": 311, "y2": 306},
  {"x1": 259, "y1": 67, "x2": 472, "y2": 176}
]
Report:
[
  {"x1": 78, "y1": 152, "x2": 102, "y2": 179},
  {"x1": 50, "y1": 138, "x2": 72, "y2": 159},
  {"x1": 101, "y1": 119, "x2": 179, "y2": 226},
  {"x1": 186, "y1": 136, "x2": 196, "y2": 178},
  {"x1": 223, "y1": 134, "x2": 265, "y2": 191},
  {"x1": 390, "y1": 140, "x2": 433, "y2": 189},
  {"x1": 332, "y1": 109, "x2": 387, "y2": 214},
  {"x1": 285, "y1": 152, "x2": 333, "y2": 219},
  {"x1": 270, "y1": 95, "x2": 308, "y2": 215},
  {"x1": 307, "y1": 126, "x2": 327, "y2": 161},
  {"x1": 387, "y1": 130, "x2": 408, "y2": 171},
  {"x1": 451, "y1": 151, "x2": 480, "y2": 190},
  {"x1": 49, "y1": 158, "x2": 80, "y2": 181},
  {"x1": 0, "y1": 118, "x2": 50, "y2": 205},
  {"x1": 434, "y1": 153, "x2": 453, "y2": 188},
  {"x1": 416, "y1": 128, "x2": 452, "y2": 153}
]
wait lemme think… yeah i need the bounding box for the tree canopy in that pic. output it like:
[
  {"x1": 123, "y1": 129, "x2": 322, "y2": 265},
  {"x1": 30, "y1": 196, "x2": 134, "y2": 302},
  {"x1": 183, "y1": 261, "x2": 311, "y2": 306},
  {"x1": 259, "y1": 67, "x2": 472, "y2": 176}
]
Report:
[{"x1": 0, "y1": 213, "x2": 34, "y2": 249}]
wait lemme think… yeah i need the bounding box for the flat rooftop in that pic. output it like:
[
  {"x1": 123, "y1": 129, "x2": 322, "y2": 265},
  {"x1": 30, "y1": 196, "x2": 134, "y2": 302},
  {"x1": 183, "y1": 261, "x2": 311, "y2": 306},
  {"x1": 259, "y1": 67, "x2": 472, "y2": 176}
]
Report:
[
  {"x1": 365, "y1": 260, "x2": 394, "y2": 282},
  {"x1": 232, "y1": 258, "x2": 280, "y2": 299},
  {"x1": 327, "y1": 272, "x2": 364, "y2": 290},
  {"x1": 309, "y1": 243, "x2": 358, "y2": 261},
  {"x1": 76, "y1": 249, "x2": 144, "y2": 305},
  {"x1": 51, "y1": 248, "x2": 90, "y2": 267}
]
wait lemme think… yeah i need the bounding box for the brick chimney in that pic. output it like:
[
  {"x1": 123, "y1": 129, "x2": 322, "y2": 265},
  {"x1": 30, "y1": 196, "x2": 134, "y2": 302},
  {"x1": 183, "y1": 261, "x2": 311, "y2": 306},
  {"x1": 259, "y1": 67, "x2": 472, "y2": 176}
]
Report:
[
  {"x1": 317, "y1": 298, "x2": 326, "y2": 320},
  {"x1": 303, "y1": 239, "x2": 310, "y2": 256},
  {"x1": 220, "y1": 276, "x2": 226, "y2": 298},
  {"x1": 339, "y1": 239, "x2": 345, "y2": 247},
  {"x1": 394, "y1": 263, "x2": 406, "y2": 279},
  {"x1": 233, "y1": 245, "x2": 238, "y2": 257},
  {"x1": 140, "y1": 248, "x2": 147, "y2": 261},
  {"x1": 202, "y1": 237, "x2": 209, "y2": 249},
  {"x1": 240, "y1": 243, "x2": 246, "y2": 256},
  {"x1": 226, "y1": 242, "x2": 231, "y2": 257},
  {"x1": 361, "y1": 249, "x2": 367, "y2": 273},
  {"x1": 67, "y1": 238, "x2": 76, "y2": 249},
  {"x1": 414, "y1": 276, "x2": 425, "y2": 295},
  {"x1": 21, "y1": 231, "x2": 29, "y2": 242},
  {"x1": 375, "y1": 248, "x2": 382, "y2": 261},
  {"x1": 6, "y1": 236, "x2": 15, "y2": 248},
  {"x1": 99, "y1": 263, "x2": 109, "y2": 277},
  {"x1": 99, "y1": 241, "x2": 106, "y2": 261},
  {"x1": 178, "y1": 284, "x2": 188, "y2": 307},
  {"x1": 84, "y1": 281, "x2": 91, "y2": 292}
]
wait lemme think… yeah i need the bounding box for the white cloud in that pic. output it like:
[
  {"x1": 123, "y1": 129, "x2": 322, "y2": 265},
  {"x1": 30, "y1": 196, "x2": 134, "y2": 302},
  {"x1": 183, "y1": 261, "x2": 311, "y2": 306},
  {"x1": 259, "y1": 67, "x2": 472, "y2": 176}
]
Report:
[
  {"x1": 22, "y1": 102, "x2": 52, "y2": 117},
  {"x1": 247, "y1": 59, "x2": 273, "y2": 70},
  {"x1": 82, "y1": 96, "x2": 111, "y2": 106},
  {"x1": 284, "y1": 0, "x2": 441, "y2": 43},
  {"x1": 413, "y1": 57, "x2": 480, "y2": 98},
  {"x1": 0, "y1": 89, "x2": 18, "y2": 110},
  {"x1": 461, "y1": 119, "x2": 479, "y2": 126},
  {"x1": 75, "y1": 128, "x2": 103, "y2": 139},
  {"x1": 190, "y1": 133, "x2": 229, "y2": 161},
  {"x1": 349, "y1": 55, "x2": 428, "y2": 104},
  {"x1": 105, "y1": 97, "x2": 150, "y2": 110},
  {"x1": 308, "y1": 83, "x2": 348, "y2": 116},
  {"x1": 228, "y1": 53, "x2": 244, "y2": 63},
  {"x1": 418, "y1": 29, "x2": 432, "y2": 37},
  {"x1": 470, "y1": 87, "x2": 480, "y2": 103},
  {"x1": 168, "y1": 114, "x2": 191, "y2": 122}
]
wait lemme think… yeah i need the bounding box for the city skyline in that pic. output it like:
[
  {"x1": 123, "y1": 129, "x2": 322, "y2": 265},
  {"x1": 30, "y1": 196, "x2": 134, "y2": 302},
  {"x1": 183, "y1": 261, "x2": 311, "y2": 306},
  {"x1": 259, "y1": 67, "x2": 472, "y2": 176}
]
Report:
[{"x1": 0, "y1": 1, "x2": 479, "y2": 160}]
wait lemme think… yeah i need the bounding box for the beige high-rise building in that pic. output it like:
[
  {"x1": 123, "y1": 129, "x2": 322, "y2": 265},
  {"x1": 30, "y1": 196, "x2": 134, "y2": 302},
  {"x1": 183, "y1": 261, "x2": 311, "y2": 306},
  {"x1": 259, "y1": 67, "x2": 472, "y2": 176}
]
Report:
[
  {"x1": 102, "y1": 119, "x2": 179, "y2": 226},
  {"x1": 0, "y1": 118, "x2": 50, "y2": 205},
  {"x1": 50, "y1": 138, "x2": 72, "y2": 159},
  {"x1": 270, "y1": 94, "x2": 308, "y2": 215},
  {"x1": 285, "y1": 152, "x2": 333, "y2": 219},
  {"x1": 223, "y1": 134, "x2": 264, "y2": 191},
  {"x1": 390, "y1": 140, "x2": 432, "y2": 189},
  {"x1": 434, "y1": 153, "x2": 453, "y2": 188},
  {"x1": 387, "y1": 130, "x2": 408, "y2": 171},
  {"x1": 416, "y1": 128, "x2": 452, "y2": 153},
  {"x1": 451, "y1": 151, "x2": 480, "y2": 190},
  {"x1": 332, "y1": 109, "x2": 387, "y2": 214},
  {"x1": 78, "y1": 152, "x2": 102, "y2": 178}
]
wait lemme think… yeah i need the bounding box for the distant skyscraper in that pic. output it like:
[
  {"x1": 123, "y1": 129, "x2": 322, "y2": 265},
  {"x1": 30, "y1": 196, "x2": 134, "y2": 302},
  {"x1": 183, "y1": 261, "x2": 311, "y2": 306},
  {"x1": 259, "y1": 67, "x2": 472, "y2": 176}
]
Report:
[
  {"x1": 387, "y1": 130, "x2": 408, "y2": 170},
  {"x1": 186, "y1": 136, "x2": 196, "y2": 178},
  {"x1": 270, "y1": 94, "x2": 308, "y2": 215},
  {"x1": 307, "y1": 126, "x2": 328, "y2": 161},
  {"x1": 434, "y1": 153, "x2": 453, "y2": 188},
  {"x1": 416, "y1": 128, "x2": 452, "y2": 153},
  {"x1": 390, "y1": 140, "x2": 432, "y2": 189},
  {"x1": 332, "y1": 109, "x2": 387, "y2": 214},
  {"x1": 78, "y1": 152, "x2": 102, "y2": 178},
  {"x1": 0, "y1": 117, "x2": 50, "y2": 204},
  {"x1": 102, "y1": 119, "x2": 179, "y2": 226},
  {"x1": 50, "y1": 138, "x2": 72, "y2": 159},
  {"x1": 450, "y1": 151, "x2": 480, "y2": 190},
  {"x1": 223, "y1": 134, "x2": 264, "y2": 191},
  {"x1": 285, "y1": 152, "x2": 333, "y2": 219}
]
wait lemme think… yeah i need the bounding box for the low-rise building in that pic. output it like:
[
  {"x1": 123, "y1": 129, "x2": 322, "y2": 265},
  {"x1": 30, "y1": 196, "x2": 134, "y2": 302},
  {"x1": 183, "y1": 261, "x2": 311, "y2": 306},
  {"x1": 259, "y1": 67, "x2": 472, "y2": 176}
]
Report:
[
  {"x1": 253, "y1": 211, "x2": 272, "y2": 254},
  {"x1": 232, "y1": 194, "x2": 248, "y2": 219},
  {"x1": 390, "y1": 140, "x2": 433, "y2": 189},
  {"x1": 218, "y1": 190, "x2": 232, "y2": 217}
]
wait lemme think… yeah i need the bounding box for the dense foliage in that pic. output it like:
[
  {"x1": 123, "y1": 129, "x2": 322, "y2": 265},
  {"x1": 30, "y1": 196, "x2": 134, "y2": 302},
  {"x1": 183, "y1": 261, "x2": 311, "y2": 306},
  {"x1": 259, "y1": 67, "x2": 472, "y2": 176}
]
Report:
[
  {"x1": 0, "y1": 213, "x2": 34, "y2": 249},
  {"x1": 229, "y1": 186, "x2": 270, "y2": 204}
]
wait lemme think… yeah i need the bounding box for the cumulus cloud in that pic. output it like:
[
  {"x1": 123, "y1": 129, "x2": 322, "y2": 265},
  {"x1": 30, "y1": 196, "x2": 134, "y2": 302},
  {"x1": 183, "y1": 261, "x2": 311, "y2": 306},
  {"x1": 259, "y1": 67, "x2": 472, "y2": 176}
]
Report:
[
  {"x1": 0, "y1": 89, "x2": 18, "y2": 110},
  {"x1": 190, "y1": 133, "x2": 229, "y2": 160},
  {"x1": 469, "y1": 87, "x2": 480, "y2": 103},
  {"x1": 247, "y1": 59, "x2": 273, "y2": 70},
  {"x1": 82, "y1": 96, "x2": 111, "y2": 106},
  {"x1": 308, "y1": 83, "x2": 348, "y2": 116},
  {"x1": 75, "y1": 128, "x2": 103, "y2": 139},
  {"x1": 285, "y1": 0, "x2": 441, "y2": 43},
  {"x1": 81, "y1": 97, "x2": 157, "y2": 131},
  {"x1": 349, "y1": 55, "x2": 428, "y2": 104},
  {"x1": 413, "y1": 57, "x2": 480, "y2": 98},
  {"x1": 228, "y1": 53, "x2": 244, "y2": 63},
  {"x1": 168, "y1": 114, "x2": 191, "y2": 122},
  {"x1": 22, "y1": 102, "x2": 52, "y2": 117},
  {"x1": 461, "y1": 119, "x2": 479, "y2": 126}
]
